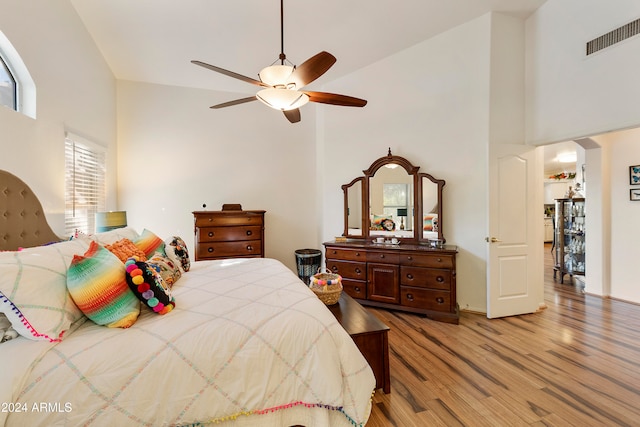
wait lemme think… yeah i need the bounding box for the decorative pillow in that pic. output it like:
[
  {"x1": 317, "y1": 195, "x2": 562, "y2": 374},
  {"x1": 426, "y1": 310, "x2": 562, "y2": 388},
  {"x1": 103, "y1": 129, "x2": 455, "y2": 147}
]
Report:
[
  {"x1": 0, "y1": 239, "x2": 89, "y2": 341},
  {"x1": 134, "y1": 229, "x2": 166, "y2": 258},
  {"x1": 0, "y1": 313, "x2": 18, "y2": 343},
  {"x1": 72, "y1": 226, "x2": 140, "y2": 246},
  {"x1": 423, "y1": 214, "x2": 438, "y2": 231},
  {"x1": 165, "y1": 236, "x2": 190, "y2": 272},
  {"x1": 67, "y1": 241, "x2": 140, "y2": 328},
  {"x1": 147, "y1": 253, "x2": 181, "y2": 288},
  {"x1": 371, "y1": 214, "x2": 392, "y2": 230},
  {"x1": 105, "y1": 238, "x2": 147, "y2": 263},
  {"x1": 124, "y1": 257, "x2": 175, "y2": 314}
]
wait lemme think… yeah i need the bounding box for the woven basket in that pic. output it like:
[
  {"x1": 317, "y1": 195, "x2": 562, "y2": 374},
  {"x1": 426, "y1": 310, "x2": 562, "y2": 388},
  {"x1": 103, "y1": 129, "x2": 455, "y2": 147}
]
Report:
[{"x1": 309, "y1": 269, "x2": 343, "y2": 305}]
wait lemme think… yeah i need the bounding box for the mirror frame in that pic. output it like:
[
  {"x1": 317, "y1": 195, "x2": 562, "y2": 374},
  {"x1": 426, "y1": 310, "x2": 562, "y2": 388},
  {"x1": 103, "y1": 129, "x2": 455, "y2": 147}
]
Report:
[{"x1": 342, "y1": 149, "x2": 445, "y2": 243}]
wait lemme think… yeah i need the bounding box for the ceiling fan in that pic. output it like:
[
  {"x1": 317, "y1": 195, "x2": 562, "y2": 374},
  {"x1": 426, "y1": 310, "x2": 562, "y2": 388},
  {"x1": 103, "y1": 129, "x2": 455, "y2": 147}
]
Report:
[{"x1": 191, "y1": 0, "x2": 367, "y2": 124}]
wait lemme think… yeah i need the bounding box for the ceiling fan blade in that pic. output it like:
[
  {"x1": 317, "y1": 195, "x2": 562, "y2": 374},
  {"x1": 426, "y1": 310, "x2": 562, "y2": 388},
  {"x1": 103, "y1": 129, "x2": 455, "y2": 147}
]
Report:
[
  {"x1": 283, "y1": 109, "x2": 301, "y2": 123},
  {"x1": 303, "y1": 91, "x2": 367, "y2": 107},
  {"x1": 192, "y1": 60, "x2": 268, "y2": 87},
  {"x1": 210, "y1": 96, "x2": 257, "y2": 109},
  {"x1": 288, "y1": 51, "x2": 337, "y2": 88}
]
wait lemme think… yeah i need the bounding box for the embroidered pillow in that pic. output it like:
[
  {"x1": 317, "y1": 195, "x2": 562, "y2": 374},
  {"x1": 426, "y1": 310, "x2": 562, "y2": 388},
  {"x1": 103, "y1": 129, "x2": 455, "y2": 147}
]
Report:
[
  {"x1": 371, "y1": 214, "x2": 393, "y2": 231},
  {"x1": 0, "y1": 239, "x2": 89, "y2": 341},
  {"x1": 124, "y1": 257, "x2": 175, "y2": 314},
  {"x1": 67, "y1": 241, "x2": 140, "y2": 328},
  {"x1": 105, "y1": 238, "x2": 147, "y2": 263},
  {"x1": 134, "y1": 229, "x2": 166, "y2": 258},
  {"x1": 147, "y1": 253, "x2": 181, "y2": 288},
  {"x1": 164, "y1": 236, "x2": 190, "y2": 272}
]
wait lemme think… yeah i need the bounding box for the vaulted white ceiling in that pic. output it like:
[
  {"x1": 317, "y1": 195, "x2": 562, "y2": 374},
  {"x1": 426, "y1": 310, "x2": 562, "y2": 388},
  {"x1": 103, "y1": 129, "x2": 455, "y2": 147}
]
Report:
[{"x1": 70, "y1": 0, "x2": 546, "y2": 94}]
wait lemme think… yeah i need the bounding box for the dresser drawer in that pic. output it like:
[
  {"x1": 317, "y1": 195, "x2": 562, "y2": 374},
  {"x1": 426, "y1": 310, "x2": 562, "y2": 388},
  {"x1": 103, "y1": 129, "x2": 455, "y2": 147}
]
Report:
[
  {"x1": 342, "y1": 279, "x2": 367, "y2": 299},
  {"x1": 400, "y1": 253, "x2": 454, "y2": 269},
  {"x1": 401, "y1": 286, "x2": 451, "y2": 312},
  {"x1": 400, "y1": 266, "x2": 451, "y2": 290},
  {"x1": 197, "y1": 226, "x2": 262, "y2": 243},
  {"x1": 196, "y1": 240, "x2": 262, "y2": 259},
  {"x1": 326, "y1": 260, "x2": 367, "y2": 281},
  {"x1": 367, "y1": 251, "x2": 400, "y2": 264},
  {"x1": 325, "y1": 248, "x2": 367, "y2": 262},
  {"x1": 194, "y1": 213, "x2": 263, "y2": 228}
]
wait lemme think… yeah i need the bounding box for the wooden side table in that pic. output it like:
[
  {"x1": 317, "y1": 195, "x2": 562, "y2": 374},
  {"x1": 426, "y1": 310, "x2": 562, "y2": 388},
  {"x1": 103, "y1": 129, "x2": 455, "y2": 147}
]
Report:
[{"x1": 328, "y1": 292, "x2": 391, "y2": 393}]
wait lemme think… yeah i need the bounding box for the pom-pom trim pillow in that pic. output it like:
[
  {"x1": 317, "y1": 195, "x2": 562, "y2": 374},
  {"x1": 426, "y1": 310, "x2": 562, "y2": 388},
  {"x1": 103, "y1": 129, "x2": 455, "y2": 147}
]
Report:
[
  {"x1": 0, "y1": 239, "x2": 89, "y2": 341},
  {"x1": 124, "y1": 257, "x2": 175, "y2": 314},
  {"x1": 67, "y1": 241, "x2": 140, "y2": 328}
]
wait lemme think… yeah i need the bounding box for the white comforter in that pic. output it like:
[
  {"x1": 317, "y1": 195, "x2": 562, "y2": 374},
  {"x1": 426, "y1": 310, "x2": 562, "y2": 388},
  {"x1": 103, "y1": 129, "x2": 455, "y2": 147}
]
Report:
[{"x1": 0, "y1": 258, "x2": 375, "y2": 427}]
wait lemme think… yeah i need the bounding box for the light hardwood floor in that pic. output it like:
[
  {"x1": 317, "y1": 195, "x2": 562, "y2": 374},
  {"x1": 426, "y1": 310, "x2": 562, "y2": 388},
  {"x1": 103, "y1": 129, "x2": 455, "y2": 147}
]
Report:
[{"x1": 364, "y1": 244, "x2": 640, "y2": 426}]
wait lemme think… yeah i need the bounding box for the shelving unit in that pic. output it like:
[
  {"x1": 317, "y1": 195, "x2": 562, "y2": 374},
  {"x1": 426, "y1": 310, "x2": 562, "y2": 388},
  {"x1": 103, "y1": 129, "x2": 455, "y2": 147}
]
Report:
[{"x1": 553, "y1": 198, "x2": 585, "y2": 284}]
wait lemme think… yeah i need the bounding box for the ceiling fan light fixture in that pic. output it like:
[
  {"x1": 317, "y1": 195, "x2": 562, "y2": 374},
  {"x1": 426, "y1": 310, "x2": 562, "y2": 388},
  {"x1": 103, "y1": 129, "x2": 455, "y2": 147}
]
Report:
[
  {"x1": 259, "y1": 65, "x2": 295, "y2": 87},
  {"x1": 256, "y1": 88, "x2": 309, "y2": 111}
]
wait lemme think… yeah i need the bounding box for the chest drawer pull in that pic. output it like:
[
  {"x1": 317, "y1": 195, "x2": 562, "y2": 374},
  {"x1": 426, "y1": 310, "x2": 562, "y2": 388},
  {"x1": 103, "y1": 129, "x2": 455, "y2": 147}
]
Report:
[
  {"x1": 246, "y1": 245, "x2": 253, "y2": 251},
  {"x1": 437, "y1": 258, "x2": 442, "y2": 263},
  {"x1": 207, "y1": 247, "x2": 214, "y2": 253},
  {"x1": 406, "y1": 273, "x2": 414, "y2": 280},
  {"x1": 355, "y1": 252, "x2": 361, "y2": 257},
  {"x1": 331, "y1": 266, "x2": 339, "y2": 272},
  {"x1": 407, "y1": 256, "x2": 413, "y2": 261},
  {"x1": 436, "y1": 276, "x2": 444, "y2": 282},
  {"x1": 355, "y1": 268, "x2": 362, "y2": 274},
  {"x1": 406, "y1": 293, "x2": 414, "y2": 301},
  {"x1": 208, "y1": 231, "x2": 214, "y2": 237},
  {"x1": 436, "y1": 297, "x2": 445, "y2": 304},
  {"x1": 355, "y1": 286, "x2": 361, "y2": 293},
  {"x1": 246, "y1": 230, "x2": 252, "y2": 236}
]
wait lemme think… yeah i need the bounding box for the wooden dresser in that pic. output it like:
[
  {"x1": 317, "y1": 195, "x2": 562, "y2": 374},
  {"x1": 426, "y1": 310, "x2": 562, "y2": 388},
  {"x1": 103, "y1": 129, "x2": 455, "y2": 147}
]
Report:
[
  {"x1": 324, "y1": 240, "x2": 458, "y2": 324},
  {"x1": 193, "y1": 205, "x2": 265, "y2": 261}
]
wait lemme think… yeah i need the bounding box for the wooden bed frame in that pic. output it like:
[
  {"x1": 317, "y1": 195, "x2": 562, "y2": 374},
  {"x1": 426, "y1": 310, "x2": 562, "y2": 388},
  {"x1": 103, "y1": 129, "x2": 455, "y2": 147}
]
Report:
[{"x1": 0, "y1": 170, "x2": 60, "y2": 251}]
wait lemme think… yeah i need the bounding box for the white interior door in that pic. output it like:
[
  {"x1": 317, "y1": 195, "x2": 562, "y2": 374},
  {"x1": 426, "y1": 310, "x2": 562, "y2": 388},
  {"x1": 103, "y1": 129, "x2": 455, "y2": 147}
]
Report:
[{"x1": 487, "y1": 144, "x2": 543, "y2": 318}]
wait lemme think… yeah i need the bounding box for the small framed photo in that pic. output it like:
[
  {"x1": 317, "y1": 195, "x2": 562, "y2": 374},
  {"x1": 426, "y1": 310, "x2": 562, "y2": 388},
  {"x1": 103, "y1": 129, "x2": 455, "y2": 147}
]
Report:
[
  {"x1": 630, "y1": 165, "x2": 640, "y2": 185},
  {"x1": 631, "y1": 188, "x2": 640, "y2": 201}
]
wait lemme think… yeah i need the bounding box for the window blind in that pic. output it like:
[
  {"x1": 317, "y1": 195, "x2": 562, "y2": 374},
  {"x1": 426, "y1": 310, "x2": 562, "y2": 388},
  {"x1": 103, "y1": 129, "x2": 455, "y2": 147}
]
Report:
[{"x1": 64, "y1": 134, "x2": 106, "y2": 236}]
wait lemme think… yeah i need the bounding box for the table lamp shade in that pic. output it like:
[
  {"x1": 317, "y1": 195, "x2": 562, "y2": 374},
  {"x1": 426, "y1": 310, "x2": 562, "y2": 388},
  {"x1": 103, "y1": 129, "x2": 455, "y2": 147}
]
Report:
[{"x1": 95, "y1": 211, "x2": 127, "y2": 232}]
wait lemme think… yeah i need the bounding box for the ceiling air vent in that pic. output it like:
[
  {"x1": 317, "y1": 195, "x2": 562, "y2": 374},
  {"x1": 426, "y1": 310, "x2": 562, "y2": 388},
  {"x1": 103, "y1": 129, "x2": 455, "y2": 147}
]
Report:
[{"x1": 586, "y1": 18, "x2": 640, "y2": 55}]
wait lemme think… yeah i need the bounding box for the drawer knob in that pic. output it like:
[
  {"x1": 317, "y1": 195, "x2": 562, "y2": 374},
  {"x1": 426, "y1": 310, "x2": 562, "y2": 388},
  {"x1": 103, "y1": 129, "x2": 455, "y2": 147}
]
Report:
[
  {"x1": 208, "y1": 231, "x2": 214, "y2": 237},
  {"x1": 380, "y1": 254, "x2": 385, "y2": 259},
  {"x1": 207, "y1": 218, "x2": 212, "y2": 222},
  {"x1": 436, "y1": 276, "x2": 444, "y2": 283},
  {"x1": 355, "y1": 286, "x2": 361, "y2": 293},
  {"x1": 406, "y1": 293, "x2": 414, "y2": 301},
  {"x1": 207, "y1": 247, "x2": 214, "y2": 253},
  {"x1": 355, "y1": 268, "x2": 361, "y2": 274},
  {"x1": 407, "y1": 256, "x2": 413, "y2": 261},
  {"x1": 437, "y1": 258, "x2": 442, "y2": 262},
  {"x1": 406, "y1": 274, "x2": 414, "y2": 280},
  {"x1": 246, "y1": 230, "x2": 252, "y2": 236},
  {"x1": 332, "y1": 250, "x2": 337, "y2": 255},
  {"x1": 331, "y1": 266, "x2": 339, "y2": 272},
  {"x1": 247, "y1": 245, "x2": 253, "y2": 251},
  {"x1": 355, "y1": 252, "x2": 361, "y2": 257},
  {"x1": 436, "y1": 297, "x2": 445, "y2": 304}
]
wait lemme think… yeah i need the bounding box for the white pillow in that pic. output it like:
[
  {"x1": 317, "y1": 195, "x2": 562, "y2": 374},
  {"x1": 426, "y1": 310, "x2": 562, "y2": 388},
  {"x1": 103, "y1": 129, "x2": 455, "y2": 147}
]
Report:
[{"x1": 0, "y1": 239, "x2": 90, "y2": 341}]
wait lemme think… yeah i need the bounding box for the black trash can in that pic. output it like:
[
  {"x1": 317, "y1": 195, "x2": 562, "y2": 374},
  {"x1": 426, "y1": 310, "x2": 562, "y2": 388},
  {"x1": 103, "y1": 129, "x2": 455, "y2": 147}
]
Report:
[{"x1": 294, "y1": 249, "x2": 322, "y2": 285}]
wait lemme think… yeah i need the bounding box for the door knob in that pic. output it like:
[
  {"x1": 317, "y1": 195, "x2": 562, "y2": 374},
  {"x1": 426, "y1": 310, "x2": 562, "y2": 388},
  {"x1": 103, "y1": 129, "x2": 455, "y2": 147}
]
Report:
[{"x1": 485, "y1": 237, "x2": 502, "y2": 243}]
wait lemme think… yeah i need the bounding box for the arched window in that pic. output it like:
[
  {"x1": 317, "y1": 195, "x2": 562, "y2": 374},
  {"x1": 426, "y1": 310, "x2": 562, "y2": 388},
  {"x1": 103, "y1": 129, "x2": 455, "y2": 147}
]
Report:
[
  {"x1": 0, "y1": 30, "x2": 35, "y2": 117},
  {"x1": 0, "y1": 54, "x2": 17, "y2": 110}
]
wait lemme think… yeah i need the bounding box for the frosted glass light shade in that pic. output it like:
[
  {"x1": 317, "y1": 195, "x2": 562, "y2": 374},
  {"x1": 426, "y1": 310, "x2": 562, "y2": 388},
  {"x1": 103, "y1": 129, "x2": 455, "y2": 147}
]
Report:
[
  {"x1": 259, "y1": 65, "x2": 294, "y2": 86},
  {"x1": 256, "y1": 88, "x2": 309, "y2": 111}
]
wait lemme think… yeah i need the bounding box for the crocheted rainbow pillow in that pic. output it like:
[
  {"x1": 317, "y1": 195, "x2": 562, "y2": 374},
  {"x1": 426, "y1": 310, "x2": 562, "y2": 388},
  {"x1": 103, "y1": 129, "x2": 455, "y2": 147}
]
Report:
[
  {"x1": 67, "y1": 241, "x2": 140, "y2": 328},
  {"x1": 124, "y1": 257, "x2": 175, "y2": 314},
  {"x1": 134, "y1": 229, "x2": 166, "y2": 258}
]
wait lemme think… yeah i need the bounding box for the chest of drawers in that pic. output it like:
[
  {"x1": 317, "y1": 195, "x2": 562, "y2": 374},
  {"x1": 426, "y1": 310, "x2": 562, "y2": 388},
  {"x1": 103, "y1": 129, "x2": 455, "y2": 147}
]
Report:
[
  {"x1": 324, "y1": 241, "x2": 458, "y2": 324},
  {"x1": 193, "y1": 207, "x2": 265, "y2": 261}
]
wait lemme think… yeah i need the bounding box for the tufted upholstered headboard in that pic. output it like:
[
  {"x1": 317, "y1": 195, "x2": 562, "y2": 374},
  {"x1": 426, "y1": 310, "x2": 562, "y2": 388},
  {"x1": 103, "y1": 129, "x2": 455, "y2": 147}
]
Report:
[{"x1": 0, "y1": 170, "x2": 61, "y2": 250}]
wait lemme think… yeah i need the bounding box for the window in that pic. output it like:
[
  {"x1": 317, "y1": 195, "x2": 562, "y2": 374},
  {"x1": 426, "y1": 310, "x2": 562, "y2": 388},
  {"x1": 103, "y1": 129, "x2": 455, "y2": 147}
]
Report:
[
  {"x1": 0, "y1": 54, "x2": 16, "y2": 110},
  {"x1": 64, "y1": 134, "x2": 106, "y2": 236}
]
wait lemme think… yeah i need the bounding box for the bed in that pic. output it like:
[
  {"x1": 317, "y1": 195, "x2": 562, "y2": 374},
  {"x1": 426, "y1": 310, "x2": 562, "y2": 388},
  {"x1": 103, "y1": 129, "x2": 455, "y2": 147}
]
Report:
[{"x1": 0, "y1": 170, "x2": 375, "y2": 427}]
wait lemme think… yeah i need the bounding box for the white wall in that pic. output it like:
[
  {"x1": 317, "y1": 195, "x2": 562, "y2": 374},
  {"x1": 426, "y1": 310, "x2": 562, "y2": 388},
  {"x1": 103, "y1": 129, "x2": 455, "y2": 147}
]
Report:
[
  {"x1": 0, "y1": 0, "x2": 117, "y2": 234},
  {"x1": 604, "y1": 127, "x2": 640, "y2": 303},
  {"x1": 116, "y1": 80, "x2": 319, "y2": 271},
  {"x1": 319, "y1": 14, "x2": 493, "y2": 312},
  {"x1": 526, "y1": 0, "x2": 640, "y2": 144}
]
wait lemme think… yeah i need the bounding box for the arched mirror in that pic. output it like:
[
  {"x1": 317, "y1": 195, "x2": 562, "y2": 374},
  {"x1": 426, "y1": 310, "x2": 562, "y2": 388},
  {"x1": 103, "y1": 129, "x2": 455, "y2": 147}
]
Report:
[{"x1": 342, "y1": 149, "x2": 445, "y2": 244}]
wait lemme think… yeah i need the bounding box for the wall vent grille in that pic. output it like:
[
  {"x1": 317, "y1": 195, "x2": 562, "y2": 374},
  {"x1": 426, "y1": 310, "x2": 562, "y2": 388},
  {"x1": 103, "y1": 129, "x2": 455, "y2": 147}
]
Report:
[{"x1": 586, "y1": 18, "x2": 640, "y2": 55}]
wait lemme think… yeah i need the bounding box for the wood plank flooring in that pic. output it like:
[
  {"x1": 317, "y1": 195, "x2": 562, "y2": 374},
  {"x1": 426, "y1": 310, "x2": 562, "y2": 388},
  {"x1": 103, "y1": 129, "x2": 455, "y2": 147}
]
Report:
[{"x1": 364, "y1": 244, "x2": 640, "y2": 426}]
